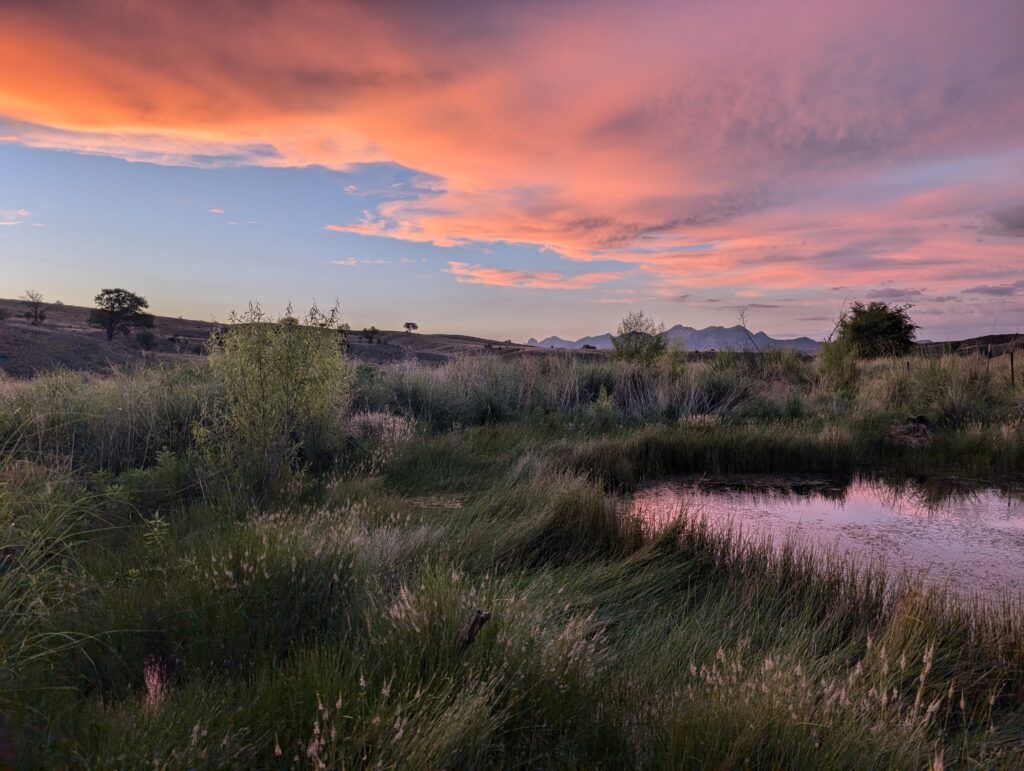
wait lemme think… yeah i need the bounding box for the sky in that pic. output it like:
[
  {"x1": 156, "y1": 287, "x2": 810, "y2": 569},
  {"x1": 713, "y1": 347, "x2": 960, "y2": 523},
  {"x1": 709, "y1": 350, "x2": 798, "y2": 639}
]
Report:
[{"x1": 1, "y1": 0, "x2": 1023, "y2": 342}]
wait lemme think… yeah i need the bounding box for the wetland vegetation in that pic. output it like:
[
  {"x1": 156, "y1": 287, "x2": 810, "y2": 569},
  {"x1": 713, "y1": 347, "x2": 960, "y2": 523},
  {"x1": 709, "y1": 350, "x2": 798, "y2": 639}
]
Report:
[{"x1": 2, "y1": 308, "x2": 1024, "y2": 767}]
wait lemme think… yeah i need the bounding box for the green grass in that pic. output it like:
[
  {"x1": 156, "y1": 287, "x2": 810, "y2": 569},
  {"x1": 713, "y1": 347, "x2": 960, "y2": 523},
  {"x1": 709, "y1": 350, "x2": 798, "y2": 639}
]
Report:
[{"x1": 2, "y1": 346, "x2": 1024, "y2": 767}]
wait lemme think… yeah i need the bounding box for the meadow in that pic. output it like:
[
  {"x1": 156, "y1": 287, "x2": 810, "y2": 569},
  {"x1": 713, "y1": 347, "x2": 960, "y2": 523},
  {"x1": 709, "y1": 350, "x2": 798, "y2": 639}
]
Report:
[{"x1": 2, "y1": 318, "x2": 1024, "y2": 768}]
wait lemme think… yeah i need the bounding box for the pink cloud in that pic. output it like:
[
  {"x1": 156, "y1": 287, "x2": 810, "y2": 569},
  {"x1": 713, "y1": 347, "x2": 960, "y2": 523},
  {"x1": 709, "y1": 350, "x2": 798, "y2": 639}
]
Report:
[
  {"x1": 447, "y1": 261, "x2": 628, "y2": 290},
  {"x1": 208, "y1": 207, "x2": 225, "y2": 214},
  {"x1": 0, "y1": 208, "x2": 31, "y2": 226},
  {"x1": 1, "y1": 0, "x2": 1022, "y2": 298}
]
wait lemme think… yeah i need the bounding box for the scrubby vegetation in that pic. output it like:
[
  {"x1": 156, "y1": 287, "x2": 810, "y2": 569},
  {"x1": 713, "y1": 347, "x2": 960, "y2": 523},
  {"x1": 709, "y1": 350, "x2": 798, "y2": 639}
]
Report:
[{"x1": 2, "y1": 313, "x2": 1024, "y2": 767}]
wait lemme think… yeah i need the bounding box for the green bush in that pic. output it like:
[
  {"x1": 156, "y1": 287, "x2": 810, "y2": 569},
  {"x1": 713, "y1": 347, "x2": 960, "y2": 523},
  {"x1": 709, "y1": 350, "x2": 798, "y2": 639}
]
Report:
[{"x1": 200, "y1": 303, "x2": 350, "y2": 504}]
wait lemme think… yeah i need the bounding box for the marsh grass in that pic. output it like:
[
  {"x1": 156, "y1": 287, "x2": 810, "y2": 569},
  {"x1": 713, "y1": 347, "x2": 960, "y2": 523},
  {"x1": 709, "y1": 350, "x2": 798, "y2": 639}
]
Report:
[{"x1": 1, "y1": 348, "x2": 1023, "y2": 766}]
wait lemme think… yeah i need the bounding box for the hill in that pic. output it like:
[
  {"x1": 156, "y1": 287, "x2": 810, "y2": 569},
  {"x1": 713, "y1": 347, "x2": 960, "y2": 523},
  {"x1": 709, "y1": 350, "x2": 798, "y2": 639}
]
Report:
[{"x1": 0, "y1": 298, "x2": 564, "y2": 377}]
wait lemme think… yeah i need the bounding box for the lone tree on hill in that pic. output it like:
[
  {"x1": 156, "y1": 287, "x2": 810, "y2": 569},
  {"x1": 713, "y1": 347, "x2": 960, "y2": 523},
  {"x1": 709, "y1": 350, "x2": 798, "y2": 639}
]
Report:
[
  {"x1": 21, "y1": 290, "x2": 46, "y2": 326},
  {"x1": 612, "y1": 310, "x2": 667, "y2": 364},
  {"x1": 89, "y1": 288, "x2": 155, "y2": 341},
  {"x1": 403, "y1": 321, "x2": 418, "y2": 333},
  {"x1": 835, "y1": 301, "x2": 918, "y2": 358},
  {"x1": 362, "y1": 326, "x2": 379, "y2": 344}
]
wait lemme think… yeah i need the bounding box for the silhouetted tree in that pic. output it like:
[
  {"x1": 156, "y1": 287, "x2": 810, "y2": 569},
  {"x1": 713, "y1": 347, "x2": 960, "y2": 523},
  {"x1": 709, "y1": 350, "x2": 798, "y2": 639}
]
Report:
[
  {"x1": 89, "y1": 288, "x2": 155, "y2": 341},
  {"x1": 21, "y1": 290, "x2": 46, "y2": 326},
  {"x1": 362, "y1": 326, "x2": 379, "y2": 344},
  {"x1": 612, "y1": 310, "x2": 666, "y2": 364},
  {"x1": 403, "y1": 321, "x2": 418, "y2": 333},
  {"x1": 835, "y1": 301, "x2": 918, "y2": 358}
]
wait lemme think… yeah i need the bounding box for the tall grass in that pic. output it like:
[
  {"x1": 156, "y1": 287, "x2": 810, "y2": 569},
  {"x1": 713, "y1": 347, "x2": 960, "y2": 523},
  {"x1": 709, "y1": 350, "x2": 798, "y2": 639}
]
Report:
[
  {"x1": 11, "y1": 443, "x2": 1024, "y2": 766},
  {"x1": 2, "y1": 348, "x2": 1023, "y2": 766},
  {"x1": 0, "y1": 366, "x2": 213, "y2": 472}
]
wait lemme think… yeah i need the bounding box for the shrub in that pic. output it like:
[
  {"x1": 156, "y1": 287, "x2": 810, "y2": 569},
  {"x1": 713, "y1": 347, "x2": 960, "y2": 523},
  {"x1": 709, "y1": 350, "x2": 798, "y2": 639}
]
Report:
[
  {"x1": 200, "y1": 303, "x2": 349, "y2": 504},
  {"x1": 835, "y1": 301, "x2": 918, "y2": 358},
  {"x1": 135, "y1": 330, "x2": 157, "y2": 350},
  {"x1": 611, "y1": 311, "x2": 667, "y2": 365}
]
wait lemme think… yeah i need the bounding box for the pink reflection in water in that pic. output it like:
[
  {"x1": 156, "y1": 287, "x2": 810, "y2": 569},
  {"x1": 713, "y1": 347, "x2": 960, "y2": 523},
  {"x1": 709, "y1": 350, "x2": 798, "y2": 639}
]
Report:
[{"x1": 630, "y1": 476, "x2": 1024, "y2": 600}]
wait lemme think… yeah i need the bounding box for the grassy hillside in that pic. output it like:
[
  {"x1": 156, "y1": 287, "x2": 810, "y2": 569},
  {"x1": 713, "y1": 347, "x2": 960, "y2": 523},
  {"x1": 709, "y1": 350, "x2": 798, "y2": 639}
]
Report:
[{"x1": 0, "y1": 298, "x2": 585, "y2": 377}]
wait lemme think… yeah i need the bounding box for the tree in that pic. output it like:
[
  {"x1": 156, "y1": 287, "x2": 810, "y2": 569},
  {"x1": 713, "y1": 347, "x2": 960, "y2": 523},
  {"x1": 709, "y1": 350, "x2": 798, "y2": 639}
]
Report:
[
  {"x1": 21, "y1": 290, "x2": 46, "y2": 326},
  {"x1": 361, "y1": 326, "x2": 379, "y2": 344},
  {"x1": 0, "y1": 307, "x2": 8, "y2": 324},
  {"x1": 611, "y1": 310, "x2": 667, "y2": 364},
  {"x1": 835, "y1": 301, "x2": 918, "y2": 358},
  {"x1": 89, "y1": 288, "x2": 155, "y2": 341},
  {"x1": 403, "y1": 321, "x2": 419, "y2": 333}
]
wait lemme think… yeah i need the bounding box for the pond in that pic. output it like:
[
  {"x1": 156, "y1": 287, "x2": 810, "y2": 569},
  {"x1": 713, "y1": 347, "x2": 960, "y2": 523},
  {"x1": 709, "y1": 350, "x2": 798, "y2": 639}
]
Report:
[{"x1": 629, "y1": 475, "x2": 1024, "y2": 600}]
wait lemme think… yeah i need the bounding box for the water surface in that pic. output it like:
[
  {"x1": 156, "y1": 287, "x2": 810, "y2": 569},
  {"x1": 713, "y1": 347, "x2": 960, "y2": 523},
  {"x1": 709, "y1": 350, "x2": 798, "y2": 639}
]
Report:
[{"x1": 630, "y1": 475, "x2": 1024, "y2": 599}]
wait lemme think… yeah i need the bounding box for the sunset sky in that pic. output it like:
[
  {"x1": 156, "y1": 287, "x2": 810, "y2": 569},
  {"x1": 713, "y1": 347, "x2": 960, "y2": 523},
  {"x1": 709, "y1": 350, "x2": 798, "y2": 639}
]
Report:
[{"x1": 2, "y1": 0, "x2": 1022, "y2": 341}]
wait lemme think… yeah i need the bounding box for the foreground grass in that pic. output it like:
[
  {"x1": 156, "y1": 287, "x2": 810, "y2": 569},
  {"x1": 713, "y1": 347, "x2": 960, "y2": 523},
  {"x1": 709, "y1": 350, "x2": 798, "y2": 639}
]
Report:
[
  {"x1": 1, "y1": 424, "x2": 1021, "y2": 767},
  {"x1": 2, "y1": 349, "x2": 1024, "y2": 767}
]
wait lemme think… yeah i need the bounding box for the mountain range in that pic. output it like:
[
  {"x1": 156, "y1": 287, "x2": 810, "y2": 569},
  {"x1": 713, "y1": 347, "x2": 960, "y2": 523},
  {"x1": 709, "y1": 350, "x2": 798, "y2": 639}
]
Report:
[{"x1": 527, "y1": 325, "x2": 821, "y2": 354}]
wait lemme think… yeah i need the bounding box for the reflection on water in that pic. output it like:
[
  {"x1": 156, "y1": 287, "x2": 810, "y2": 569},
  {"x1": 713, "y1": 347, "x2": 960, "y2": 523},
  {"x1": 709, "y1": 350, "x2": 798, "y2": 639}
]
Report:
[{"x1": 629, "y1": 475, "x2": 1024, "y2": 599}]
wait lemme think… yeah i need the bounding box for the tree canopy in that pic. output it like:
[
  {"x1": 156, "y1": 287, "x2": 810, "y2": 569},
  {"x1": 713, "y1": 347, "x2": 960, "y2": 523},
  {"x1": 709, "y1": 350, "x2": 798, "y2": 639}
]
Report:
[
  {"x1": 89, "y1": 288, "x2": 155, "y2": 341},
  {"x1": 835, "y1": 301, "x2": 918, "y2": 358}
]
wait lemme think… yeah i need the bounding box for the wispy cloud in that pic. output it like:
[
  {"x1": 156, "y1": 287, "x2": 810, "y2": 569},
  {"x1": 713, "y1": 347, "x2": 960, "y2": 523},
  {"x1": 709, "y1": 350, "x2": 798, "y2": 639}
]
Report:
[
  {"x1": 865, "y1": 287, "x2": 925, "y2": 299},
  {"x1": 447, "y1": 261, "x2": 628, "y2": 289},
  {"x1": 329, "y1": 257, "x2": 389, "y2": 267},
  {"x1": 208, "y1": 207, "x2": 225, "y2": 214},
  {"x1": 0, "y1": 208, "x2": 30, "y2": 226},
  {"x1": 961, "y1": 280, "x2": 1024, "y2": 297}
]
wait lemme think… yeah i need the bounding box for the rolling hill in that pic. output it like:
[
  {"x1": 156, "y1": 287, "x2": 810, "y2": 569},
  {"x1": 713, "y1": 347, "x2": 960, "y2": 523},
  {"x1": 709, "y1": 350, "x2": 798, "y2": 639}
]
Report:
[{"x1": 0, "y1": 298, "x2": 565, "y2": 377}]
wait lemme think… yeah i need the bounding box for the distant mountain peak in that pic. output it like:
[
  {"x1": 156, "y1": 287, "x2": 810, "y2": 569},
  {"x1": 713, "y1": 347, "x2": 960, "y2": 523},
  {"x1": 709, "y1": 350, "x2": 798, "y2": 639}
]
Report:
[{"x1": 528, "y1": 325, "x2": 820, "y2": 353}]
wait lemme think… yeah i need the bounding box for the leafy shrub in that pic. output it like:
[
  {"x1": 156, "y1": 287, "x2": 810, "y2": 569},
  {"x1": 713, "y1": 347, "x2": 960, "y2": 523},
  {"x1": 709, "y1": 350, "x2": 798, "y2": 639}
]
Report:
[
  {"x1": 836, "y1": 301, "x2": 918, "y2": 358},
  {"x1": 199, "y1": 303, "x2": 349, "y2": 504},
  {"x1": 611, "y1": 311, "x2": 667, "y2": 364}
]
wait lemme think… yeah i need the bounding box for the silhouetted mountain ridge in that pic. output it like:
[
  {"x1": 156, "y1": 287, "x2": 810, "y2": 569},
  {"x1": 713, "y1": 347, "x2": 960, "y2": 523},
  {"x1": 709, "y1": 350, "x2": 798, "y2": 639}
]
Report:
[{"x1": 527, "y1": 324, "x2": 820, "y2": 353}]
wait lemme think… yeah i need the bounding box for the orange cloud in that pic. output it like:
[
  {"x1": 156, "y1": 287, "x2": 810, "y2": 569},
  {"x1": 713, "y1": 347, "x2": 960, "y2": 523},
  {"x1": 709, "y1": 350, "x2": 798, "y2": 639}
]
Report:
[
  {"x1": 2, "y1": 0, "x2": 1022, "y2": 296},
  {"x1": 447, "y1": 261, "x2": 628, "y2": 289}
]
